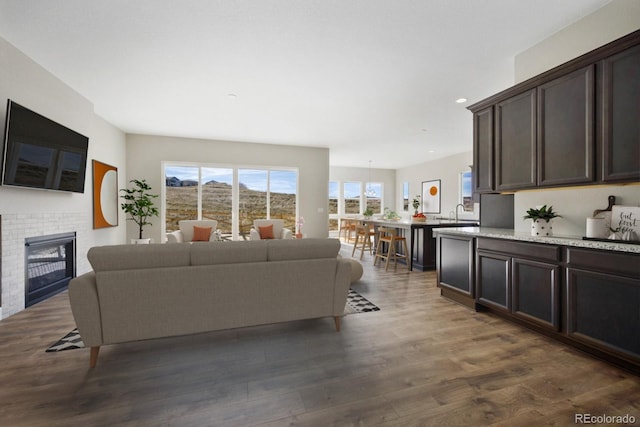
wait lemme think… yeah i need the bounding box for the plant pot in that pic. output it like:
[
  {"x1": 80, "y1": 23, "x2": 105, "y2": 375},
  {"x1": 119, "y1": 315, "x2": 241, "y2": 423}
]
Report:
[
  {"x1": 131, "y1": 238, "x2": 152, "y2": 244},
  {"x1": 531, "y1": 219, "x2": 553, "y2": 236},
  {"x1": 412, "y1": 216, "x2": 426, "y2": 222}
]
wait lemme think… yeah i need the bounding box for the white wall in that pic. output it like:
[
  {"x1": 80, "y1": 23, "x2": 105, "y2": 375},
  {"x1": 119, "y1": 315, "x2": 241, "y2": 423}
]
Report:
[
  {"x1": 396, "y1": 151, "x2": 477, "y2": 220},
  {"x1": 511, "y1": 1, "x2": 640, "y2": 236},
  {"x1": 125, "y1": 134, "x2": 330, "y2": 241},
  {"x1": 515, "y1": 0, "x2": 640, "y2": 83},
  {"x1": 0, "y1": 35, "x2": 127, "y2": 318}
]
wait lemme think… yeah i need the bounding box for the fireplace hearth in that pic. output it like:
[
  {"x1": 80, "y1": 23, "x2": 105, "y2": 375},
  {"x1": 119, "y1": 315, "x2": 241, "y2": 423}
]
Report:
[{"x1": 24, "y1": 232, "x2": 76, "y2": 307}]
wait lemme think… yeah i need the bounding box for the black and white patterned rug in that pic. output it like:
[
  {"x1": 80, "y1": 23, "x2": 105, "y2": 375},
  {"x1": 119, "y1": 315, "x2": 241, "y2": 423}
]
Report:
[
  {"x1": 46, "y1": 328, "x2": 84, "y2": 352},
  {"x1": 46, "y1": 289, "x2": 379, "y2": 352},
  {"x1": 344, "y1": 289, "x2": 380, "y2": 314}
]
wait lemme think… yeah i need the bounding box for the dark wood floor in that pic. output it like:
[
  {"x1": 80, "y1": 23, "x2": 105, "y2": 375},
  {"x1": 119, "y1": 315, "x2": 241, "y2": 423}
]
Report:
[{"x1": 1, "y1": 243, "x2": 638, "y2": 426}]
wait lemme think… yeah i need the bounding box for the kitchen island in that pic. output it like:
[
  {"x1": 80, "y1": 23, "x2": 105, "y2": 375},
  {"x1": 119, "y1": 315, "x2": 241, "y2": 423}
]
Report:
[
  {"x1": 434, "y1": 226, "x2": 640, "y2": 374},
  {"x1": 343, "y1": 218, "x2": 478, "y2": 270}
]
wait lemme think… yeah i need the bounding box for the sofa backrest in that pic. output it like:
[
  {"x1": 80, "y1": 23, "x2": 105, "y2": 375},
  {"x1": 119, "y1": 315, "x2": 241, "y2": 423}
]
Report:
[
  {"x1": 267, "y1": 238, "x2": 340, "y2": 261},
  {"x1": 88, "y1": 238, "x2": 341, "y2": 271},
  {"x1": 88, "y1": 243, "x2": 191, "y2": 272},
  {"x1": 190, "y1": 240, "x2": 268, "y2": 265}
]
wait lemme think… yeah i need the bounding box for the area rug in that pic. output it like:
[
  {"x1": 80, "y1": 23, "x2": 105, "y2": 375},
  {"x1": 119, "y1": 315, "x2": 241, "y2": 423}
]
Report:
[{"x1": 46, "y1": 289, "x2": 379, "y2": 352}]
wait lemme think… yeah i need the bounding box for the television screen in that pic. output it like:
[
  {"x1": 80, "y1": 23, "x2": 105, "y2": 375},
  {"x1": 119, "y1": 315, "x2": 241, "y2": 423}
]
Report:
[{"x1": 2, "y1": 100, "x2": 89, "y2": 193}]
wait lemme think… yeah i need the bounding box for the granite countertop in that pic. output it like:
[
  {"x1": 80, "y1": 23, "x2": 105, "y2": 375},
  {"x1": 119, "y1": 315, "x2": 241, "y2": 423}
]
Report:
[
  {"x1": 433, "y1": 227, "x2": 640, "y2": 254},
  {"x1": 362, "y1": 218, "x2": 479, "y2": 227}
]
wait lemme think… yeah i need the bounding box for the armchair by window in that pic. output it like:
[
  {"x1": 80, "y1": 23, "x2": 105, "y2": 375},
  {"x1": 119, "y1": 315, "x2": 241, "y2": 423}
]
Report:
[
  {"x1": 166, "y1": 220, "x2": 219, "y2": 243},
  {"x1": 249, "y1": 219, "x2": 293, "y2": 240}
]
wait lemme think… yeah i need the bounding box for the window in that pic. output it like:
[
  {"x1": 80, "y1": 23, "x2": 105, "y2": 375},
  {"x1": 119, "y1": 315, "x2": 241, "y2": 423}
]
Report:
[
  {"x1": 164, "y1": 164, "x2": 297, "y2": 239},
  {"x1": 344, "y1": 182, "x2": 361, "y2": 214},
  {"x1": 403, "y1": 182, "x2": 409, "y2": 211},
  {"x1": 460, "y1": 170, "x2": 473, "y2": 211},
  {"x1": 365, "y1": 182, "x2": 382, "y2": 214},
  {"x1": 201, "y1": 167, "x2": 233, "y2": 234},
  {"x1": 328, "y1": 181, "x2": 338, "y2": 215},
  {"x1": 165, "y1": 166, "x2": 199, "y2": 232}
]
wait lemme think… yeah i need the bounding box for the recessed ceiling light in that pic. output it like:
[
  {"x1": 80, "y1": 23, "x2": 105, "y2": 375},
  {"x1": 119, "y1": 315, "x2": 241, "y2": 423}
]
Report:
[
  {"x1": 421, "y1": 128, "x2": 427, "y2": 132},
  {"x1": 227, "y1": 93, "x2": 238, "y2": 99},
  {"x1": 428, "y1": 150, "x2": 436, "y2": 153},
  {"x1": 456, "y1": 98, "x2": 467, "y2": 103}
]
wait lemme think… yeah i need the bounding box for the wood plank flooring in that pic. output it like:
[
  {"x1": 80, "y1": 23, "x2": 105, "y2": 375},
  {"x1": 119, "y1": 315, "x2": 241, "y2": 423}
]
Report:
[{"x1": 0, "y1": 243, "x2": 638, "y2": 426}]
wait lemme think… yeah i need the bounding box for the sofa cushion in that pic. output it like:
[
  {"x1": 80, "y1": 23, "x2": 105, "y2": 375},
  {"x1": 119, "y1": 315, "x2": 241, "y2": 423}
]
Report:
[
  {"x1": 192, "y1": 226, "x2": 212, "y2": 241},
  {"x1": 267, "y1": 238, "x2": 340, "y2": 261},
  {"x1": 88, "y1": 243, "x2": 191, "y2": 272},
  {"x1": 258, "y1": 224, "x2": 274, "y2": 239},
  {"x1": 190, "y1": 240, "x2": 269, "y2": 265}
]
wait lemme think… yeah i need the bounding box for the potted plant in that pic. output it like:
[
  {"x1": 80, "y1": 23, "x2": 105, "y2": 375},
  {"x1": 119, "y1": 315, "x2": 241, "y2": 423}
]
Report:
[
  {"x1": 363, "y1": 208, "x2": 374, "y2": 219},
  {"x1": 120, "y1": 179, "x2": 159, "y2": 243},
  {"x1": 411, "y1": 195, "x2": 421, "y2": 216},
  {"x1": 524, "y1": 205, "x2": 560, "y2": 236}
]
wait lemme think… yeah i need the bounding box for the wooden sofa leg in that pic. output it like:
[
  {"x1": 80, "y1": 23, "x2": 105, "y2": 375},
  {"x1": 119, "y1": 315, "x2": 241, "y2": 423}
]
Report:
[
  {"x1": 90, "y1": 346, "x2": 100, "y2": 368},
  {"x1": 334, "y1": 316, "x2": 341, "y2": 332}
]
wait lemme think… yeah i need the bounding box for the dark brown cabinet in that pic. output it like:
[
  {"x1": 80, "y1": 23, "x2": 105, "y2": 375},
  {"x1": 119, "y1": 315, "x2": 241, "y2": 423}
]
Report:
[
  {"x1": 437, "y1": 232, "x2": 639, "y2": 372},
  {"x1": 437, "y1": 235, "x2": 475, "y2": 305},
  {"x1": 512, "y1": 257, "x2": 560, "y2": 331},
  {"x1": 566, "y1": 248, "x2": 640, "y2": 363},
  {"x1": 538, "y1": 65, "x2": 595, "y2": 186},
  {"x1": 473, "y1": 107, "x2": 494, "y2": 193},
  {"x1": 601, "y1": 43, "x2": 640, "y2": 182},
  {"x1": 495, "y1": 89, "x2": 537, "y2": 191},
  {"x1": 476, "y1": 238, "x2": 560, "y2": 329},
  {"x1": 476, "y1": 250, "x2": 510, "y2": 311},
  {"x1": 469, "y1": 30, "x2": 640, "y2": 193}
]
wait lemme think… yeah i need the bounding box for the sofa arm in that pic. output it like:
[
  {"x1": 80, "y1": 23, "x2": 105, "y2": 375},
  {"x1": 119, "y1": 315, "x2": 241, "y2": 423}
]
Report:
[
  {"x1": 333, "y1": 259, "x2": 352, "y2": 315},
  {"x1": 249, "y1": 228, "x2": 261, "y2": 240},
  {"x1": 68, "y1": 272, "x2": 103, "y2": 347},
  {"x1": 166, "y1": 230, "x2": 183, "y2": 243},
  {"x1": 281, "y1": 228, "x2": 293, "y2": 239}
]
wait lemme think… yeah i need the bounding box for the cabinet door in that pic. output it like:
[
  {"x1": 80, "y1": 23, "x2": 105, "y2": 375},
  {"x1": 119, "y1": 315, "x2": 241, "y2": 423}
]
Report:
[
  {"x1": 473, "y1": 107, "x2": 494, "y2": 193},
  {"x1": 538, "y1": 66, "x2": 595, "y2": 186},
  {"x1": 566, "y1": 267, "x2": 640, "y2": 360},
  {"x1": 476, "y1": 250, "x2": 510, "y2": 312},
  {"x1": 601, "y1": 44, "x2": 640, "y2": 182},
  {"x1": 496, "y1": 89, "x2": 537, "y2": 191},
  {"x1": 438, "y1": 235, "x2": 474, "y2": 297},
  {"x1": 512, "y1": 257, "x2": 560, "y2": 331}
]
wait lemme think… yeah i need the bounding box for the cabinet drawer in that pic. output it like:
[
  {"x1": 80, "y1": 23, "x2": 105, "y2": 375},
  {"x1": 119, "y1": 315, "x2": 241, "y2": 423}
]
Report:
[
  {"x1": 477, "y1": 238, "x2": 560, "y2": 262},
  {"x1": 567, "y1": 247, "x2": 639, "y2": 277}
]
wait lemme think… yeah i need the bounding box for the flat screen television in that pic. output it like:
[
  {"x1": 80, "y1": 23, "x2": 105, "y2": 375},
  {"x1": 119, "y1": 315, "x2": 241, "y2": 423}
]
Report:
[{"x1": 1, "y1": 100, "x2": 89, "y2": 193}]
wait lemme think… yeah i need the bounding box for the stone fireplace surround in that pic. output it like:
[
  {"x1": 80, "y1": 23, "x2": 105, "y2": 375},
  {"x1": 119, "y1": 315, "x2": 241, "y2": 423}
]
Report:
[{"x1": 0, "y1": 212, "x2": 90, "y2": 319}]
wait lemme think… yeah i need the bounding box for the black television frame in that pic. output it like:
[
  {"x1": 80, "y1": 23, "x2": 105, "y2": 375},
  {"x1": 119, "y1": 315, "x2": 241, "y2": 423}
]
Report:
[{"x1": 2, "y1": 99, "x2": 89, "y2": 193}]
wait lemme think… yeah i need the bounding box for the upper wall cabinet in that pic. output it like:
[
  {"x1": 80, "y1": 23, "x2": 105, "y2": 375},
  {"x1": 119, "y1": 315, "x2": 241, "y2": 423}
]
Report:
[
  {"x1": 496, "y1": 89, "x2": 537, "y2": 191},
  {"x1": 538, "y1": 65, "x2": 595, "y2": 187},
  {"x1": 473, "y1": 107, "x2": 494, "y2": 193},
  {"x1": 469, "y1": 30, "x2": 640, "y2": 193},
  {"x1": 601, "y1": 44, "x2": 640, "y2": 182}
]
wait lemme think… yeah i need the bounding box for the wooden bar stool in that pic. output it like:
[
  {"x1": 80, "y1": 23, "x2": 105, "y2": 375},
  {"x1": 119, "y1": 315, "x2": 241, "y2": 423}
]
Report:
[
  {"x1": 373, "y1": 226, "x2": 409, "y2": 271},
  {"x1": 339, "y1": 218, "x2": 356, "y2": 243},
  {"x1": 351, "y1": 222, "x2": 375, "y2": 260}
]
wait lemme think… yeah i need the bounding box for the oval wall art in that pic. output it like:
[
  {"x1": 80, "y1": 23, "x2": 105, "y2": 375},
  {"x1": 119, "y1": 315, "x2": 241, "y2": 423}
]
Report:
[{"x1": 92, "y1": 160, "x2": 119, "y2": 228}]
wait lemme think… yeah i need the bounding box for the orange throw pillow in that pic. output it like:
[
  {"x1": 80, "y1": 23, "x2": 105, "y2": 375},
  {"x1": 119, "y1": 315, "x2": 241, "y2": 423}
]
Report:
[
  {"x1": 192, "y1": 226, "x2": 212, "y2": 241},
  {"x1": 258, "y1": 224, "x2": 275, "y2": 239}
]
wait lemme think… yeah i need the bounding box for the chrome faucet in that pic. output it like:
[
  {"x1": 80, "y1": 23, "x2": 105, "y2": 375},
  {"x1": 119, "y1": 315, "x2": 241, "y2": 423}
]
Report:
[{"x1": 455, "y1": 204, "x2": 465, "y2": 222}]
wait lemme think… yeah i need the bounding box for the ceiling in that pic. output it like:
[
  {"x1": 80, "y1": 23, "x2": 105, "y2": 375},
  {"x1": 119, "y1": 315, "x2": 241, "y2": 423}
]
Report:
[{"x1": 0, "y1": 0, "x2": 611, "y2": 169}]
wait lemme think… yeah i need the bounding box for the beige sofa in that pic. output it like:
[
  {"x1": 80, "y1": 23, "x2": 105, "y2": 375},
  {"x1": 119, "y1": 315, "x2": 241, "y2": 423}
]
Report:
[{"x1": 69, "y1": 238, "x2": 351, "y2": 367}]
